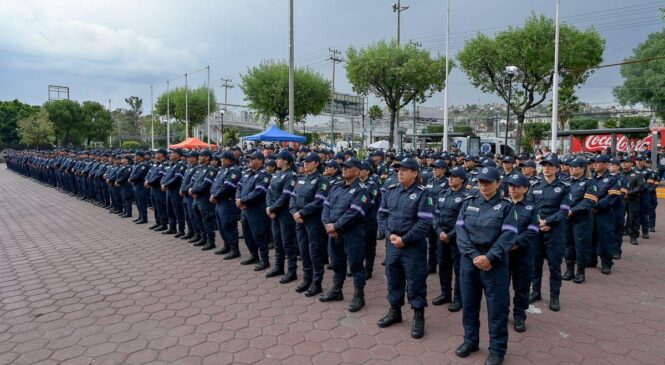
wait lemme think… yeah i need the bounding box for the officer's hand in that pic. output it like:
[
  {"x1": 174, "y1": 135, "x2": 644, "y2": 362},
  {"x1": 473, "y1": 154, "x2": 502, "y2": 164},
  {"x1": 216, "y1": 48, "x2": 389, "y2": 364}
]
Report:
[
  {"x1": 295, "y1": 217, "x2": 304, "y2": 224},
  {"x1": 188, "y1": 188, "x2": 193, "y2": 196},
  {"x1": 325, "y1": 224, "x2": 336, "y2": 235},
  {"x1": 115, "y1": 183, "x2": 119, "y2": 187},
  {"x1": 541, "y1": 225, "x2": 551, "y2": 232},
  {"x1": 269, "y1": 213, "x2": 277, "y2": 219},
  {"x1": 439, "y1": 232, "x2": 449, "y2": 243},
  {"x1": 592, "y1": 208, "x2": 598, "y2": 214},
  {"x1": 293, "y1": 212, "x2": 302, "y2": 222},
  {"x1": 180, "y1": 191, "x2": 184, "y2": 197},
  {"x1": 511, "y1": 244, "x2": 519, "y2": 251},
  {"x1": 539, "y1": 219, "x2": 548, "y2": 228},
  {"x1": 473, "y1": 255, "x2": 491, "y2": 271},
  {"x1": 144, "y1": 182, "x2": 149, "y2": 188},
  {"x1": 266, "y1": 207, "x2": 272, "y2": 216},
  {"x1": 210, "y1": 196, "x2": 217, "y2": 204},
  {"x1": 390, "y1": 234, "x2": 405, "y2": 249},
  {"x1": 567, "y1": 210, "x2": 572, "y2": 218}
]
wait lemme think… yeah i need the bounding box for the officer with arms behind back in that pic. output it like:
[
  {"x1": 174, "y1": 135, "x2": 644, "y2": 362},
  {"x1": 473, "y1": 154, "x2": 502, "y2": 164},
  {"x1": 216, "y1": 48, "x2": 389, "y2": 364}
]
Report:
[
  {"x1": 454, "y1": 166, "x2": 518, "y2": 365},
  {"x1": 377, "y1": 158, "x2": 434, "y2": 339}
]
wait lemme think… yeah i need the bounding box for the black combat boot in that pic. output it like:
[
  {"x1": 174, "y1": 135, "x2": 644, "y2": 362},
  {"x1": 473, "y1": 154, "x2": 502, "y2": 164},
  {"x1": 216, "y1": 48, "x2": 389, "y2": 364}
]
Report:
[
  {"x1": 295, "y1": 280, "x2": 311, "y2": 293},
  {"x1": 187, "y1": 234, "x2": 201, "y2": 244},
  {"x1": 448, "y1": 298, "x2": 462, "y2": 313},
  {"x1": 181, "y1": 231, "x2": 194, "y2": 240},
  {"x1": 573, "y1": 264, "x2": 585, "y2": 283},
  {"x1": 201, "y1": 240, "x2": 216, "y2": 251},
  {"x1": 377, "y1": 306, "x2": 402, "y2": 328},
  {"x1": 223, "y1": 247, "x2": 241, "y2": 260},
  {"x1": 549, "y1": 296, "x2": 560, "y2": 312},
  {"x1": 265, "y1": 266, "x2": 285, "y2": 278},
  {"x1": 562, "y1": 261, "x2": 574, "y2": 281},
  {"x1": 411, "y1": 308, "x2": 425, "y2": 339},
  {"x1": 154, "y1": 224, "x2": 168, "y2": 232},
  {"x1": 528, "y1": 291, "x2": 541, "y2": 304},
  {"x1": 214, "y1": 245, "x2": 231, "y2": 256},
  {"x1": 162, "y1": 224, "x2": 177, "y2": 234},
  {"x1": 279, "y1": 271, "x2": 298, "y2": 284},
  {"x1": 319, "y1": 283, "x2": 344, "y2": 302},
  {"x1": 347, "y1": 287, "x2": 365, "y2": 312}
]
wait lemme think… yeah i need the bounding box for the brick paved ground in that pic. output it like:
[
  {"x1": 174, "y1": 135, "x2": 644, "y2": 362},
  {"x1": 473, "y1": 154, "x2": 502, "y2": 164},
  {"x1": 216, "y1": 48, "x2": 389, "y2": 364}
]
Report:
[{"x1": 1, "y1": 166, "x2": 665, "y2": 365}]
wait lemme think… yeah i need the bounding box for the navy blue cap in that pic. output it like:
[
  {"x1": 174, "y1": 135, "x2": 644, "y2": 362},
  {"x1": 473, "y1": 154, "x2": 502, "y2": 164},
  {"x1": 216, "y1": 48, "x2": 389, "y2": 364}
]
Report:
[
  {"x1": 432, "y1": 159, "x2": 448, "y2": 169},
  {"x1": 304, "y1": 152, "x2": 321, "y2": 163},
  {"x1": 187, "y1": 151, "x2": 200, "y2": 158},
  {"x1": 394, "y1": 158, "x2": 420, "y2": 171},
  {"x1": 249, "y1": 151, "x2": 265, "y2": 160},
  {"x1": 265, "y1": 159, "x2": 276, "y2": 167},
  {"x1": 505, "y1": 173, "x2": 529, "y2": 187},
  {"x1": 371, "y1": 150, "x2": 385, "y2": 158},
  {"x1": 333, "y1": 152, "x2": 345, "y2": 160},
  {"x1": 609, "y1": 158, "x2": 621, "y2": 165},
  {"x1": 523, "y1": 160, "x2": 537, "y2": 168},
  {"x1": 211, "y1": 154, "x2": 222, "y2": 162},
  {"x1": 299, "y1": 146, "x2": 310, "y2": 153},
  {"x1": 135, "y1": 150, "x2": 146, "y2": 157},
  {"x1": 636, "y1": 154, "x2": 646, "y2": 161},
  {"x1": 569, "y1": 158, "x2": 587, "y2": 168},
  {"x1": 594, "y1": 155, "x2": 610, "y2": 163},
  {"x1": 464, "y1": 155, "x2": 475, "y2": 162},
  {"x1": 170, "y1": 148, "x2": 184, "y2": 156},
  {"x1": 221, "y1": 150, "x2": 236, "y2": 161},
  {"x1": 341, "y1": 158, "x2": 362, "y2": 169},
  {"x1": 477, "y1": 166, "x2": 501, "y2": 181},
  {"x1": 360, "y1": 160, "x2": 372, "y2": 171},
  {"x1": 620, "y1": 156, "x2": 632, "y2": 163},
  {"x1": 156, "y1": 148, "x2": 169, "y2": 156},
  {"x1": 502, "y1": 156, "x2": 515, "y2": 164},
  {"x1": 541, "y1": 154, "x2": 560, "y2": 167},
  {"x1": 481, "y1": 159, "x2": 497, "y2": 168},
  {"x1": 449, "y1": 167, "x2": 467, "y2": 179},
  {"x1": 200, "y1": 150, "x2": 213, "y2": 158},
  {"x1": 277, "y1": 150, "x2": 294, "y2": 162},
  {"x1": 325, "y1": 160, "x2": 339, "y2": 169}
]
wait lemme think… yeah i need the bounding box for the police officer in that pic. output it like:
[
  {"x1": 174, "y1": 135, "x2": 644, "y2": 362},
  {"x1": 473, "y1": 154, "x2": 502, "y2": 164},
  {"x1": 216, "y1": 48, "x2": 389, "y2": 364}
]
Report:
[
  {"x1": 115, "y1": 155, "x2": 133, "y2": 218},
  {"x1": 377, "y1": 157, "x2": 434, "y2": 339},
  {"x1": 505, "y1": 173, "x2": 539, "y2": 333},
  {"x1": 160, "y1": 149, "x2": 188, "y2": 237},
  {"x1": 265, "y1": 150, "x2": 299, "y2": 283},
  {"x1": 359, "y1": 161, "x2": 381, "y2": 279},
  {"x1": 320, "y1": 158, "x2": 370, "y2": 312},
  {"x1": 426, "y1": 159, "x2": 449, "y2": 274},
  {"x1": 521, "y1": 160, "x2": 539, "y2": 187},
  {"x1": 635, "y1": 154, "x2": 652, "y2": 239},
  {"x1": 608, "y1": 158, "x2": 626, "y2": 259},
  {"x1": 454, "y1": 166, "x2": 517, "y2": 365},
  {"x1": 432, "y1": 166, "x2": 468, "y2": 312},
  {"x1": 236, "y1": 151, "x2": 272, "y2": 270},
  {"x1": 189, "y1": 150, "x2": 218, "y2": 250},
  {"x1": 590, "y1": 155, "x2": 621, "y2": 274},
  {"x1": 128, "y1": 151, "x2": 150, "y2": 224},
  {"x1": 646, "y1": 158, "x2": 658, "y2": 233},
  {"x1": 146, "y1": 149, "x2": 169, "y2": 231},
  {"x1": 563, "y1": 158, "x2": 596, "y2": 284},
  {"x1": 528, "y1": 154, "x2": 570, "y2": 312},
  {"x1": 621, "y1": 157, "x2": 645, "y2": 245},
  {"x1": 210, "y1": 151, "x2": 242, "y2": 259},
  {"x1": 500, "y1": 156, "x2": 516, "y2": 197},
  {"x1": 290, "y1": 152, "x2": 330, "y2": 296},
  {"x1": 180, "y1": 152, "x2": 201, "y2": 242}
]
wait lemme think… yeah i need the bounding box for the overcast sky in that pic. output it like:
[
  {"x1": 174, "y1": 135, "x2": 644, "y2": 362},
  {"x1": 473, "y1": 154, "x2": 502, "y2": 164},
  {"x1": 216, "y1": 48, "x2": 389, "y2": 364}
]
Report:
[{"x1": 1, "y1": 0, "x2": 663, "y2": 111}]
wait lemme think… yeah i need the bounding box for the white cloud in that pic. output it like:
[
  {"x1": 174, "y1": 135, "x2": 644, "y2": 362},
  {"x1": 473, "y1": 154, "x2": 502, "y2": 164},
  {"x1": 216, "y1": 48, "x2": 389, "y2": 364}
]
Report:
[{"x1": 0, "y1": 1, "x2": 202, "y2": 79}]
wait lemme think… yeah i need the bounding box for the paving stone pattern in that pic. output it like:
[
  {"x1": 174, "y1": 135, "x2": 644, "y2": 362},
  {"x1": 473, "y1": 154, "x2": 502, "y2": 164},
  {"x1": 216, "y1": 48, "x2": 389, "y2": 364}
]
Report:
[{"x1": 1, "y1": 166, "x2": 665, "y2": 364}]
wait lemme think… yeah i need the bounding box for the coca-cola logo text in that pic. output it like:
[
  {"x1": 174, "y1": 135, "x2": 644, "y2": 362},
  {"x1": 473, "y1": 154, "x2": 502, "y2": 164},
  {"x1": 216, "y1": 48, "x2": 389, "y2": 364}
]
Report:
[{"x1": 583, "y1": 134, "x2": 652, "y2": 152}]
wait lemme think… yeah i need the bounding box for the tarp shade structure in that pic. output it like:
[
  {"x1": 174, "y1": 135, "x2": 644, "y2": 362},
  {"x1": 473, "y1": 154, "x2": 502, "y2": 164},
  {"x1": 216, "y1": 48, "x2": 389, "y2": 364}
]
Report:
[
  {"x1": 243, "y1": 125, "x2": 307, "y2": 143},
  {"x1": 169, "y1": 137, "x2": 211, "y2": 149}
]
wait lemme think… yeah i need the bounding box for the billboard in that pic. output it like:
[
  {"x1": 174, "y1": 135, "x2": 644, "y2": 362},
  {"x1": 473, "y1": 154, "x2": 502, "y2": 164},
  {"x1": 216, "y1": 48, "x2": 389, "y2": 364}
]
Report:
[{"x1": 323, "y1": 92, "x2": 365, "y2": 116}]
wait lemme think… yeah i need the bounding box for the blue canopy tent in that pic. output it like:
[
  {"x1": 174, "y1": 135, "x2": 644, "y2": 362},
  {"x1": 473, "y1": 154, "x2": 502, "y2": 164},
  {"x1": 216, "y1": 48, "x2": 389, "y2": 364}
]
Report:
[{"x1": 243, "y1": 125, "x2": 307, "y2": 143}]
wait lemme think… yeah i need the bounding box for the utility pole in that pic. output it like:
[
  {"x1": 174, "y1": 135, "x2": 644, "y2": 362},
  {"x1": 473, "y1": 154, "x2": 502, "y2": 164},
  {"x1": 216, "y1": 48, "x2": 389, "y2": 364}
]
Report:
[
  {"x1": 442, "y1": 0, "x2": 450, "y2": 152},
  {"x1": 288, "y1": 0, "x2": 295, "y2": 134},
  {"x1": 166, "y1": 81, "x2": 171, "y2": 148},
  {"x1": 220, "y1": 78, "x2": 233, "y2": 139},
  {"x1": 108, "y1": 99, "x2": 112, "y2": 147},
  {"x1": 184, "y1": 73, "x2": 189, "y2": 139},
  {"x1": 551, "y1": 0, "x2": 561, "y2": 154},
  {"x1": 409, "y1": 40, "x2": 421, "y2": 150},
  {"x1": 207, "y1": 66, "x2": 211, "y2": 145},
  {"x1": 392, "y1": 1, "x2": 409, "y2": 151},
  {"x1": 329, "y1": 48, "x2": 342, "y2": 148},
  {"x1": 393, "y1": 0, "x2": 409, "y2": 45},
  {"x1": 150, "y1": 85, "x2": 155, "y2": 150}
]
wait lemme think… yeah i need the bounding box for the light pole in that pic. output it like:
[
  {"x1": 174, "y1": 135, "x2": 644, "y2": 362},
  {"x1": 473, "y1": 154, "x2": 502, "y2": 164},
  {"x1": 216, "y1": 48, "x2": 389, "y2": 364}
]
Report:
[
  {"x1": 219, "y1": 108, "x2": 226, "y2": 146},
  {"x1": 551, "y1": 0, "x2": 561, "y2": 153},
  {"x1": 504, "y1": 65, "x2": 518, "y2": 156}
]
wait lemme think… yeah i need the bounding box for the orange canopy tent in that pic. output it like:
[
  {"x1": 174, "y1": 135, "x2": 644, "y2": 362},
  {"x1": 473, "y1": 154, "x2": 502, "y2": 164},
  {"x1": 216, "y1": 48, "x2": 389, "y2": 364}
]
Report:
[{"x1": 169, "y1": 137, "x2": 212, "y2": 149}]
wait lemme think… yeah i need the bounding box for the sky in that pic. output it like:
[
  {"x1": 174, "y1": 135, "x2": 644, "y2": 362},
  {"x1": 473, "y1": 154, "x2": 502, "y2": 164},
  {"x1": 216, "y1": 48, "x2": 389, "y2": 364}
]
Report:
[{"x1": 0, "y1": 0, "x2": 663, "y2": 112}]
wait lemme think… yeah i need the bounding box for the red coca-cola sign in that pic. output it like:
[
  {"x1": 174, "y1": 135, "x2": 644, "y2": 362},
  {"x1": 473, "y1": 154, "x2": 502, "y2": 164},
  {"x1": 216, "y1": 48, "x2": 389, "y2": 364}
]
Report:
[{"x1": 572, "y1": 128, "x2": 665, "y2": 153}]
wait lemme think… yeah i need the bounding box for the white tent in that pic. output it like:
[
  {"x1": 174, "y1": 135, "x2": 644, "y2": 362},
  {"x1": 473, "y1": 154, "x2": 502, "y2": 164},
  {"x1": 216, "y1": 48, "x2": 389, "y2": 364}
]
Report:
[{"x1": 369, "y1": 140, "x2": 391, "y2": 149}]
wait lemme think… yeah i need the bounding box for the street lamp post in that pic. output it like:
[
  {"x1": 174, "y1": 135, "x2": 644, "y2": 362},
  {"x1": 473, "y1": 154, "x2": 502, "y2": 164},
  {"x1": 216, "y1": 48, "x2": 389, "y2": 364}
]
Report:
[
  {"x1": 504, "y1": 65, "x2": 518, "y2": 156},
  {"x1": 220, "y1": 108, "x2": 226, "y2": 146}
]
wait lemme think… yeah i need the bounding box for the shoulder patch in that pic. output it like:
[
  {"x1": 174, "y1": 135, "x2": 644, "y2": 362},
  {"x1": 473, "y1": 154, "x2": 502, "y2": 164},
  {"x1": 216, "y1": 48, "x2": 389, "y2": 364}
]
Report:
[
  {"x1": 388, "y1": 183, "x2": 399, "y2": 189},
  {"x1": 417, "y1": 185, "x2": 427, "y2": 191}
]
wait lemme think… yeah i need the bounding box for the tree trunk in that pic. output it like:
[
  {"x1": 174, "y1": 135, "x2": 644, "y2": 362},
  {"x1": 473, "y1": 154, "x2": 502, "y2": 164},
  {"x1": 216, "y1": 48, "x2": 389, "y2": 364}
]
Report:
[
  {"x1": 515, "y1": 114, "x2": 526, "y2": 155},
  {"x1": 388, "y1": 109, "x2": 397, "y2": 150}
]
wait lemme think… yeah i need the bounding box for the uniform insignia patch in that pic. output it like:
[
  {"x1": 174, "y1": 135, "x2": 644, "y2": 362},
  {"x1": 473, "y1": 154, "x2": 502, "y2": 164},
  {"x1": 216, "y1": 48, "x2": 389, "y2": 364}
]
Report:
[
  {"x1": 603, "y1": 178, "x2": 609, "y2": 183},
  {"x1": 526, "y1": 205, "x2": 533, "y2": 210},
  {"x1": 427, "y1": 197, "x2": 433, "y2": 206},
  {"x1": 454, "y1": 197, "x2": 462, "y2": 203},
  {"x1": 350, "y1": 188, "x2": 356, "y2": 194},
  {"x1": 467, "y1": 206, "x2": 480, "y2": 212},
  {"x1": 554, "y1": 187, "x2": 562, "y2": 193},
  {"x1": 321, "y1": 183, "x2": 328, "y2": 191},
  {"x1": 439, "y1": 198, "x2": 445, "y2": 202},
  {"x1": 361, "y1": 195, "x2": 367, "y2": 204},
  {"x1": 493, "y1": 204, "x2": 502, "y2": 210},
  {"x1": 580, "y1": 182, "x2": 585, "y2": 186},
  {"x1": 409, "y1": 193, "x2": 418, "y2": 200}
]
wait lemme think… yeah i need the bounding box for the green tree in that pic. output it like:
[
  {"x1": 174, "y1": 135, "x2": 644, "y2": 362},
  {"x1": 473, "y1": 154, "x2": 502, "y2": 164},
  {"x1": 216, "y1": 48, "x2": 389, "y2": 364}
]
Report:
[
  {"x1": 457, "y1": 15, "x2": 605, "y2": 154},
  {"x1": 43, "y1": 99, "x2": 84, "y2": 146},
  {"x1": 549, "y1": 85, "x2": 581, "y2": 130},
  {"x1": 0, "y1": 100, "x2": 40, "y2": 147},
  {"x1": 368, "y1": 105, "x2": 383, "y2": 121},
  {"x1": 17, "y1": 108, "x2": 55, "y2": 147},
  {"x1": 222, "y1": 127, "x2": 240, "y2": 147},
  {"x1": 155, "y1": 86, "x2": 217, "y2": 136},
  {"x1": 81, "y1": 101, "x2": 113, "y2": 146},
  {"x1": 569, "y1": 118, "x2": 599, "y2": 131},
  {"x1": 346, "y1": 41, "x2": 451, "y2": 148},
  {"x1": 523, "y1": 122, "x2": 551, "y2": 146},
  {"x1": 453, "y1": 125, "x2": 473, "y2": 134},
  {"x1": 122, "y1": 140, "x2": 141, "y2": 149},
  {"x1": 603, "y1": 119, "x2": 618, "y2": 128},
  {"x1": 240, "y1": 61, "x2": 330, "y2": 128},
  {"x1": 614, "y1": 30, "x2": 665, "y2": 119}
]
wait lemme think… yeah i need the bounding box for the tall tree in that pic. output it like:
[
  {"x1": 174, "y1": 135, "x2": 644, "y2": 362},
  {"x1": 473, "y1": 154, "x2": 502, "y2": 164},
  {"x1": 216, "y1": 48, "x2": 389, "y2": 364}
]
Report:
[
  {"x1": 154, "y1": 86, "x2": 217, "y2": 136},
  {"x1": 457, "y1": 15, "x2": 604, "y2": 154},
  {"x1": 240, "y1": 61, "x2": 331, "y2": 128},
  {"x1": 549, "y1": 85, "x2": 581, "y2": 130},
  {"x1": 81, "y1": 101, "x2": 113, "y2": 146},
  {"x1": 43, "y1": 99, "x2": 84, "y2": 146},
  {"x1": 0, "y1": 99, "x2": 40, "y2": 147},
  {"x1": 346, "y1": 41, "x2": 450, "y2": 148},
  {"x1": 614, "y1": 29, "x2": 665, "y2": 119},
  {"x1": 17, "y1": 108, "x2": 55, "y2": 147}
]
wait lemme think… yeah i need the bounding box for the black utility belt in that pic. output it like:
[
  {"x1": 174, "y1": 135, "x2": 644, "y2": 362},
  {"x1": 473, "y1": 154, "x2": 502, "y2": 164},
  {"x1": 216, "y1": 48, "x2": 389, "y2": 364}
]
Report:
[{"x1": 473, "y1": 244, "x2": 491, "y2": 254}]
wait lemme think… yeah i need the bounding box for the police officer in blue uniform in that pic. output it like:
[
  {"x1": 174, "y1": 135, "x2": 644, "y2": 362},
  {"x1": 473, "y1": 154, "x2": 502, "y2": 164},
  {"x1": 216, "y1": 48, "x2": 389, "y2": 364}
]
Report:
[
  {"x1": 128, "y1": 151, "x2": 150, "y2": 224},
  {"x1": 635, "y1": 154, "x2": 652, "y2": 239},
  {"x1": 426, "y1": 159, "x2": 449, "y2": 274},
  {"x1": 563, "y1": 157, "x2": 597, "y2": 284},
  {"x1": 115, "y1": 155, "x2": 133, "y2": 218},
  {"x1": 265, "y1": 150, "x2": 299, "y2": 283},
  {"x1": 320, "y1": 158, "x2": 370, "y2": 312},
  {"x1": 621, "y1": 157, "x2": 645, "y2": 246},
  {"x1": 160, "y1": 148, "x2": 188, "y2": 237},
  {"x1": 432, "y1": 166, "x2": 467, "y2": 311},
  {"x1": 180, "y1": 152, "x2": 201, "y2": 242},
  {"x1": 236, "y1": 151, "x2": 272, "y2": 270},
  {"x1": 377, "y1": 158, "x2": 434, "y2": 339},
  {"x1": 454, "y1": 166, "x2": 518, "y2": 365},
  {"x1": 590, "y1": 155, "x2": 621, "y2": 274},
  {"x1": 528, "y1": 154, "x2": 571, "y2": 312},
  {"x1": 290, "y1": 153, "x2": 330, "y2": 296},
  {"x1": 359, "y1": 161, "x2": 381, "y2": 279},
  {"x1": 505, "y1": 173, "x2": 539, "y2": 333},
  {"x1": 189, "y1": 150, "x2": 218, "y2": 250},
  {"x1": 146, "y1": 149, "x2": 169, "y2": 231},
  {"x1": 646, "y1": 158, "x2": 659, "y2": 233},
  {"x1": 210, "y1": 151, "x2": 242, "y2": 259},
  {"x1": 608, "y1": 158, "x2": 626, "y2": 259}
]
